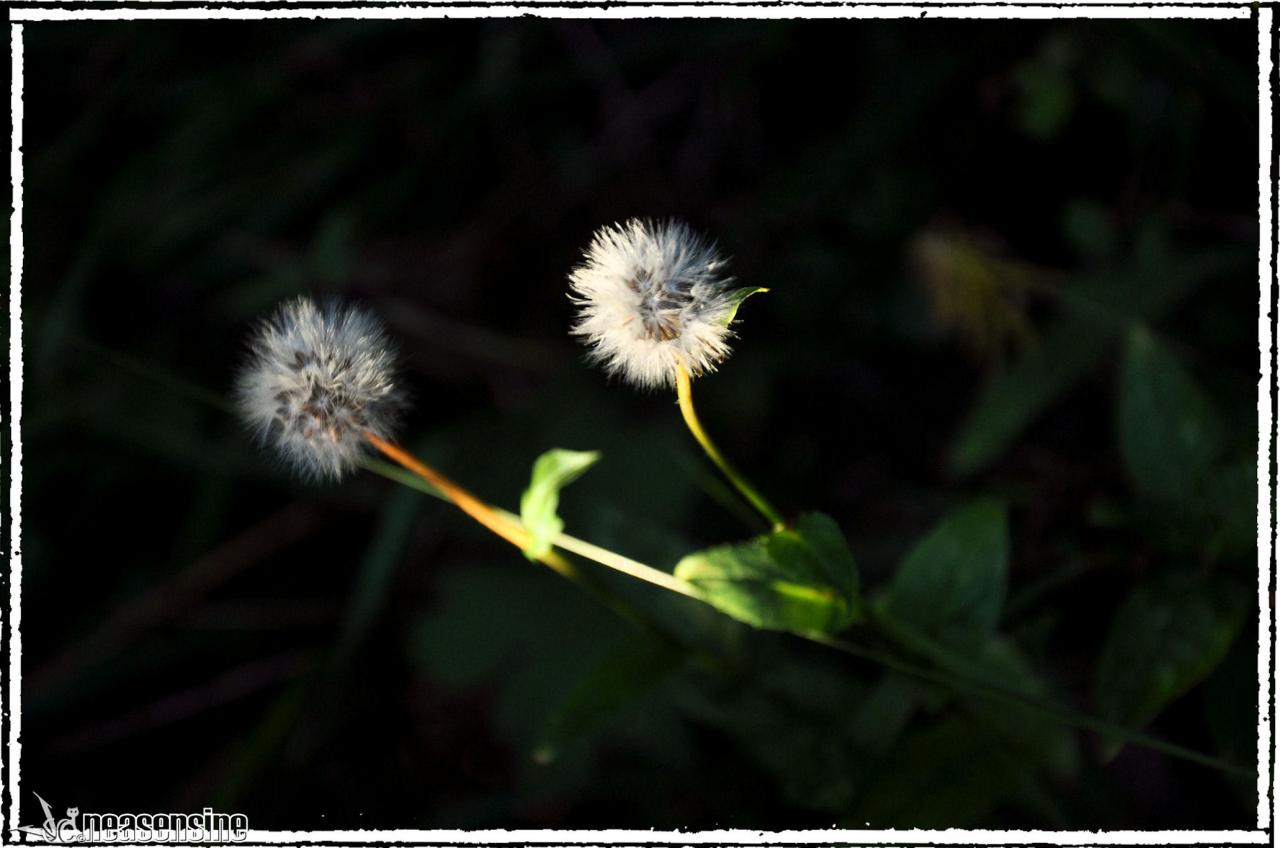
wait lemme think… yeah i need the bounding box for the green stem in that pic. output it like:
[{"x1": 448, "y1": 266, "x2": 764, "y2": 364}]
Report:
[
  {"x1": 355, "y1": 455, "x2": 700, "y2": 646},
  {"x1": 85, "y1": 352, "x2": 1249, "y2": 779},
  {"x1": 802, "y1": 630, "x2": 1251, "y2": 778},
  {"x1": 300, "y1": 454, "x2": 1269, "y2": 775},
  {"x1": 82, "y1": 350, "x2": 1249, "y2": 778},
  {"x1": 674, "y1": 362, "x2": 785, "y2": 530},
  {"x1": 360, "y1": 455, "x2": 1250, "y2": 778},
  {"x1": 530, "y1": 522, "x2": 702, "y2": 599}
]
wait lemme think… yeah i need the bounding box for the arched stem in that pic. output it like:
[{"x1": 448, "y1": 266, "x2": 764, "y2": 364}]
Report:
[{"x1": 674, "y1": 362, "x2": 785, "y2": 530}]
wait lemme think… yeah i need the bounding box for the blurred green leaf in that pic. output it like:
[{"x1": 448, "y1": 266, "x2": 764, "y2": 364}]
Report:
[
  {"x1": 1203, "y1": 633, "x2": 1259, "y2": 807},
  {"x1": 1115, "y1": 329, "x2": 1253, "y2": 562},
  {"x1": 1205, "y1": 456, "x2": 1258, "y2": 560},
  {"x1": 409, "y1": 561, "x2": 642, "y2": 810},
  {"x1": 520, "y1": 448, "x2": 601, "y2": 561},
  {"x1": 949, "y1": 240, "x2": 1248, "y2": 476},
  {"x1": 720, "y1": 286, "x2": 770, "y2": 327},
  {"x1": 855, "y1": 639, "x2": 1076, "y2": 827},
  {"x1": 1118, "y1": 327, "x2": 1225, "y2": 504},
  {"x1": 410, "y1": 563, "x2": 622, "y2": 742},
  {"x1": 534, "y1": 635, "x2": 684, "y2": 764},
  {"x1": 850, "y1": 672, "x2": 936, "y2": 758},
  {"x1": 855, "y1": 714, "x2": 1023, "y2": 827},
  {"x1": 1062, "y1": 199, "x2": 1118, "y2": 262},
  {"x1": 1015, "y1": 32, "x2": 1077, "y2": 141},
  {"x1": 1016, "y1": 65, "x2": 1075, "y2": 140},
  {"x1": 678, "y1": 646, "x2": 871, "y2": 814},
  {"x1": 674, "y1": 512, "x2": 860, "y2": 634},
  {"x1": 963, "y1": 638, "x2": 1079, "y2": 781},
  {"x1": 1095, "y1": 574, "x2": 1246, "y2": 756},
  {"x1": 877, "y1": 499, "x2": 1008, "y2": 651}
]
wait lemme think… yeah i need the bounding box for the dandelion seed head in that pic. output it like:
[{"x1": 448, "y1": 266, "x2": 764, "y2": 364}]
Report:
[
  {"x1": 235, "y1": 297, "x2": 404, "y2": 481},
  {"x1": 568, "y1": 218, "x2": 741, "y2": 389}
]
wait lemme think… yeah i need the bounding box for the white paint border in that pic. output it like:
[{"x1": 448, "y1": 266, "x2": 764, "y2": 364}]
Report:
[
  {"x1": 1258, "y1": 7, "x2": 1275, "y2": 835},
  {"x1": 6, "y1": 4, "x2": 1254, "y2": 21},
  {"x1": 3, "y1": 3, "x2": 1271, "y2": 846},
  {"x1": 8, "y1": 21, "x2": 23, "y2": 848},
  {"x1": 231, "y1": 828, "x2": 1270, "y2": 844}
]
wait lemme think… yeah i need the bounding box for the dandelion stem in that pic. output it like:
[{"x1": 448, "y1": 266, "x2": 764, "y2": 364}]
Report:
[
  {"x1": 674, "y1": 362, "x2": 785, "y2": 530},
  {"x1": 90, "y1": 345, "x2": 1243, "y2": 778},
  {"x1": 356, "y1": 454, "x2": 700, "y2": 599},
  {"x1": 524, "y1": 521, "x2": 703, "y2": 599},
  {"x1": 361, "y1": 432, "x2": 577, "y2": 580},
  {"x1": 351, "y1": 454, "x2": 1251, "y2": 778}
]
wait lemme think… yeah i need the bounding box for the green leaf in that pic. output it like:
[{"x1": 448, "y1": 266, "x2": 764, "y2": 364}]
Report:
[
  {"x1": 718, "y1": 286, "x2": 769, "y2": 326},
  {"x1": 534, "y1": 636, "x2": 684, "y2": 764},
  {"x1": 674, "y1": 512, "x2": 860, "y2": 634},
  {"x1": 948, "y1": 241, "x2": 1247, "y2": 476},
  {"x1": 1095, "y1": 574, "x2": 1246, "y2": 756},
  {"x1": 1117, "y1": 327, "x2": 1225, "y2": 505},
  {"x1": 519, "y1": 448, "x2": 601, "y2": 561},
  {"x1": 877, "y1": 500, "x2": 1008, "y2": 651}
]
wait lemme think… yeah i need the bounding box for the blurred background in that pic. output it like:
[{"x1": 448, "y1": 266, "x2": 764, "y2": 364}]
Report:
[{"x1": 16, "y1": 15, "x2": 1261, "y2": 830}]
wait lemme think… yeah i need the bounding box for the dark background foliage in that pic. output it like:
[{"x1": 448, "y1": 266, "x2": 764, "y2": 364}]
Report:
[{"x1": 17, "y1": 15, "x2": 1261, "y2": 831}]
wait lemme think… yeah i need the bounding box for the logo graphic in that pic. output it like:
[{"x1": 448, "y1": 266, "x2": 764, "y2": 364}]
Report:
[
  {"x1": 17, "y1": 793, "x2": 77, "y2": 842},
  {"x1": 17, "y1": 794, "x2": 248, "y2": 843}
]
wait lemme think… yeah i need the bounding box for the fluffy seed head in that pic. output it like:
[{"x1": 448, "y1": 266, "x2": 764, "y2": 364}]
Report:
[
  {"x1": 235, "y1": 297, "x2": 404, "y2": 481},
  {"x1": 568, "y1": 218, "x2": 744, "y2": 389}
]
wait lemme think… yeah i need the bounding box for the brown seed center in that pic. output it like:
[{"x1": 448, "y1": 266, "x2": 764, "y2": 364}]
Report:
[{"x1": 625, "y1": 268, "x2": 695, "y2": 342}]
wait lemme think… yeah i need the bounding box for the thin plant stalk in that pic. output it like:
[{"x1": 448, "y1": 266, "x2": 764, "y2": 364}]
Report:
[
  {"x1": 361, "y1": 432, "x2": 577, "y2": 580},
  {"x1": 355, "y1": 452, "x2": 704, "y2": 650},
  {"x1": 802, "y1": 630, "x2": 1252, "y2": 779},
  {"x1": 93, "y1": 350, "x2": 1250, "y2": 779},
  {"x1": 357, "y1": 454, "x2": 700, "y2": 599},
  {"x1": 513, "y1": 514, "x2": 702, "y2": 599},
  {"x1": 674, "y1": 361, "x2": 785, "y2": 529},
  {"x1": 359, "y1": 455, "x2": 1250, "y2": 779}
]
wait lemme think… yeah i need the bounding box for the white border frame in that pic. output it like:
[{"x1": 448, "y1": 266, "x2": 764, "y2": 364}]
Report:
[
  {"x1": 4, "y1": 4, "x2": 1259, "y2": 19},
  {"x1": 8, "y1": 17, "x2": 23, "y2": 848},
  {"x1": 1258, "y1": 5, "x2": 1276, "y2": 841},
  {"x1": 5, "y1": 3, "x2": 1274, "y2": 846}
]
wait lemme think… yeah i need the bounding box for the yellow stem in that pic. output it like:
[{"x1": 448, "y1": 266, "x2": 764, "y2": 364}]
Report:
[
  {"x1": 356, "y1": 454, "x2": 700, "y2": 599},
  {"x1": 515, "y1": 514, "x2": 702, "y2": 599},
  {"x1": 362, "y1": 432, "x2": 576, "y2": 579},
  {"x1": 673, "y1": 363, "x2": 785, "y2": 530}
]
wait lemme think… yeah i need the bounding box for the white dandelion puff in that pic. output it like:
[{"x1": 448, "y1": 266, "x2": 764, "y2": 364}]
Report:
[
  {"x1": 568, "y1": 218, "x2": 749, "y2": 389},
  {"x1": 235, "y1": 296, "x2": 404, "y2": 481}
]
